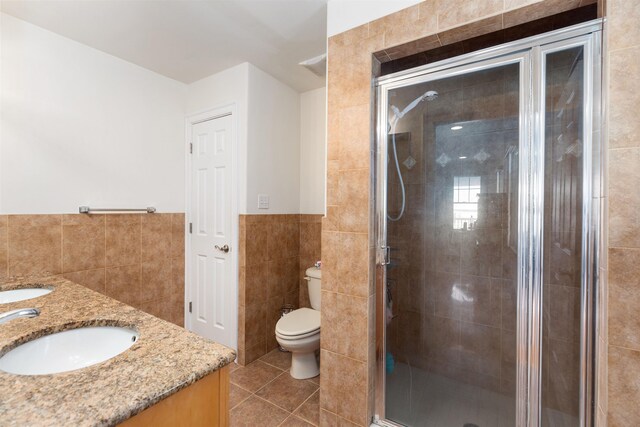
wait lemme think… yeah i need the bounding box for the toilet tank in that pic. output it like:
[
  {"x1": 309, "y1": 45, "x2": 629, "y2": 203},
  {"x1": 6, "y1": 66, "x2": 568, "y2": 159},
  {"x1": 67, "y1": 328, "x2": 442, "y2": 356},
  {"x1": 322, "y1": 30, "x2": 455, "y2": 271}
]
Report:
[{"x1": 305, "y1": 267, "x2": 322, "y2": 310}]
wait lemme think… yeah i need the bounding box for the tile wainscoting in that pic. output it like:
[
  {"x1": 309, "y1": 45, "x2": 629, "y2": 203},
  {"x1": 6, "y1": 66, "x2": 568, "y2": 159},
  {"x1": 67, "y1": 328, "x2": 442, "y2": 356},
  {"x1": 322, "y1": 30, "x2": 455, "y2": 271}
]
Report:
[
  {"x1": 0, "y1": 213, "x2": 185, "y2": 326},
  {"x1": 238, "y1": 214, "x2": 322, "y2": 366}
]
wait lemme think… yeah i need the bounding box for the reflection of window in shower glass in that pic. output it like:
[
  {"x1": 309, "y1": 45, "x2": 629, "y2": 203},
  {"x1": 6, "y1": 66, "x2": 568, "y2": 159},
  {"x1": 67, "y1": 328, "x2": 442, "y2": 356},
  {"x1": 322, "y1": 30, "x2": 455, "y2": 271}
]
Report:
[{"x1": 453, "y1": 176, "x2": 481, "y2": 229}]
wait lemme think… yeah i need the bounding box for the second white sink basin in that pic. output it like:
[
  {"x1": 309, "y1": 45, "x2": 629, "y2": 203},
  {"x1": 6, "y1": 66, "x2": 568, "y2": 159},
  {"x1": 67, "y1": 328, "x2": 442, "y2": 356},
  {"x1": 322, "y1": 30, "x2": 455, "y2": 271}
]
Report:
[
  {"x1": 0, "y1": 288, "x2": 52, "y2": 304},
  {"x1": 0, "y1": 326, "x2": 139, "y2": 375}
]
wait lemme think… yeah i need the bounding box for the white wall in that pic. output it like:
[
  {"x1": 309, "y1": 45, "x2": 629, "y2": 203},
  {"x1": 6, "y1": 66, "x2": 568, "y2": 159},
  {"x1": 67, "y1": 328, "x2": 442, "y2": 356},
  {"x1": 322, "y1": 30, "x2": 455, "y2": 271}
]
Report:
[
  {"x1": 299, "y1": 87, "x2": 326, "y2": 214},
  {"x1": 0, "y1": 13, "x2": 187, "y2": 214},
  {"x1": 2, "y1": 12, "x2": 321, "y2": 216},
  {"x1": 187, "y1": 63, "x2": 301, "y2": 215},
  {"x1": 246, "y1": 64, "x2": 301, "y2": 214},
  {"x1": 186, "y1": 63, "x2": 249, "y2": 214},
  {"x1": 327, "y1": 0, "x2": 422, "y2": 37}
]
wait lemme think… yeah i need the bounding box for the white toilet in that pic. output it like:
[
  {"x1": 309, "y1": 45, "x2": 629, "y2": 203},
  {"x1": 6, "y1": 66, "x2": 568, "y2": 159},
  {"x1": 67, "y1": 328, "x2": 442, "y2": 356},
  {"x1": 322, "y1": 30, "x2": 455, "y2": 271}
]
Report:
[{"x1": 275, "y1": 266, "x2": 321, "y2": 379}]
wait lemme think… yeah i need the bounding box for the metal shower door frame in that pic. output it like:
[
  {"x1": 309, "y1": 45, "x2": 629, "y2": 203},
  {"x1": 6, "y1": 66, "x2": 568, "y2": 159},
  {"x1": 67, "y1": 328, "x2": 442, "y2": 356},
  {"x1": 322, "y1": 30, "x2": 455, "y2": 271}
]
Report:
[{"x1": 373, "y1": 19, "x2": 602, "y2": 427}]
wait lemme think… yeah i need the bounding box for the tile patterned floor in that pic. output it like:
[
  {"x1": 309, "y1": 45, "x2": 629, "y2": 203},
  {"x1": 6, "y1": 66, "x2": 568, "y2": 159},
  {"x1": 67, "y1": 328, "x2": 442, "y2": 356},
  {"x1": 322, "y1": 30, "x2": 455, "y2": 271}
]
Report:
[{"x1": 230, "y1": 349, "x2": 320, "y2": 427}]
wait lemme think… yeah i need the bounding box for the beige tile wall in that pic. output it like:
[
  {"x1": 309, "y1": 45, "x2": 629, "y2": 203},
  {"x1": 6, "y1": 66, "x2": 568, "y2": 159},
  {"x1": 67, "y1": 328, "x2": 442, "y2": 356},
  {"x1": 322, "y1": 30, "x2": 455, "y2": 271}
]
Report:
[
  {"x1": 605, "y1": 0, "x2": 640, "y2": 425},
  {"x1": 299, "y1": 215, "x2": 323, "y2": 308},
  {"x1": 237, "y1": 214, "x2": 322, "y2": 366},
  {"x1": 323, "y1": 0, "x2": 599, "y2": 425},
  {"x1": 0, "y1": 213, "x2": 185, "y2": 326}
]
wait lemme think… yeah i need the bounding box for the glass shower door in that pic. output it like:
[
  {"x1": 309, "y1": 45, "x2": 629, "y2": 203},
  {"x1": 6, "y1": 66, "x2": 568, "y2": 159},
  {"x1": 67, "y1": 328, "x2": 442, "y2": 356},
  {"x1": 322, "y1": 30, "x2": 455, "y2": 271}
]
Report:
[
  {"x1": 380, "y1": 58, "x2": 524, "y2": 427},
  {"x1": 375, "y1": 22, "x2": 601, "y2": 427}
]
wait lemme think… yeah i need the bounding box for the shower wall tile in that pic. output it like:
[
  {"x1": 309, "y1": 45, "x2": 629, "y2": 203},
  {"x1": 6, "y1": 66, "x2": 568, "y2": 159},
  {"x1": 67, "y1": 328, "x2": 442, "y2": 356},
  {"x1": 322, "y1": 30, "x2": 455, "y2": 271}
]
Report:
[
  {"x1": 326, "y1": 160, "x2": 341, "y2": 207},
  {"x1": 455, "y1": 324, "x2": 503, "y2": 389},
  {"x1": 604, "y1": 0, "x2": 639, "y2": 422},
  {"x1": 608, "y1": 345, "x2": 640, "y2": 426},
  {"x1": 437, "y1": 15, "x2": 503, "y2": 46},
  {"x1": 322, "y1": 206, "x2": 339, "y2": 233},
  {"x1": 321, "y1": 232, "x2": 339, "y2": 293},
  {"x1": 319, "y1": 409, "x2": 338, "y2": 427},
  {"x1": 370, "y1": 0, "x2": 438, "y2": 47},
  {"x1": 2, "y1": 213, "x2": 184, "y2": 327},
  {"x1": 337, "y1": 104, "x2": 371, "y2": 170},
  {"x1": 502, "y1": 0, "x2": 581, "y2": 27},
  {"x1": 609, "y1": 46, "x2": 640, "y2": 149},
  {"x1": 336, "y1": 232, "x2": 369, "y2": 298},
  {"x1": 608, "y1": 248, "x2": 640, "y2": 350},
  {"x1": 324, "y1": 0, "x2": 593, "y2": 424},
  {"x1": 320, "y1": 291, "x2": 339, "y2": 354},
  {"x1": 607, "y1": 0, "x2": 640, "y2": 52},
  {"x1": 320, "y1": 349, "x2": 368, "y2": 425},
  {"x1": 609, "y1": 147, "x2": 640, "y2": 247},
  {"x1": 437, "y1": 0, "x2": 503, "y2": 30},
  {"x1": 336, "y1": 294, "x2": 369, "y2": 361},
  {"x1": 504, "y1": 0, "x2": 543, "y2": 11}
]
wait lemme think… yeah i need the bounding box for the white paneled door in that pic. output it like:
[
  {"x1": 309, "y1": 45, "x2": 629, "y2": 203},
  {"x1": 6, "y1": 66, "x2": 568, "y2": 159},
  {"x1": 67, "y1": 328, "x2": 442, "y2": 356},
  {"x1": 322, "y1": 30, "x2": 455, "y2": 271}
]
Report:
[{"x1": 188, "y1": 114, "x2": 235, "y2": 348}]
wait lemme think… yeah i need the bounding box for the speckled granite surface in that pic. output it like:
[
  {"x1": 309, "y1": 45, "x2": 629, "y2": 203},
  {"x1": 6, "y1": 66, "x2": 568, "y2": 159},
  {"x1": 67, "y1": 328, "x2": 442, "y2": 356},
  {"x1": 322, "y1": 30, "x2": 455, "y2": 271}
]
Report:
[{"x1": 0, "y1": 275, "x2": 236, "y2": 426}]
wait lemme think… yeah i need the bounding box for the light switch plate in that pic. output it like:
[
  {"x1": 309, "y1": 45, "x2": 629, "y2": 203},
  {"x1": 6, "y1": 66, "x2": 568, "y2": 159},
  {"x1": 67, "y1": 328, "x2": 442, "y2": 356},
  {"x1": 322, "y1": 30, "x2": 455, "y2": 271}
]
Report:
[{"x1": 258, "y1": 194, "x2": 269, "y2": 209}]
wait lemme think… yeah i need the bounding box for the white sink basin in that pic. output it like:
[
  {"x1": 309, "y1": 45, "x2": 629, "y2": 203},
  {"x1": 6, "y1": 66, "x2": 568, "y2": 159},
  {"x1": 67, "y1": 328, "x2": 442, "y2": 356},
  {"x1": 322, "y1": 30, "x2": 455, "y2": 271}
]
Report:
[
  {"x1": 0, "y1": 288, "x2": 52, "y2": 304},
  {"x1": 0, "y1": 326, "x2": 139, "y2": 375}
]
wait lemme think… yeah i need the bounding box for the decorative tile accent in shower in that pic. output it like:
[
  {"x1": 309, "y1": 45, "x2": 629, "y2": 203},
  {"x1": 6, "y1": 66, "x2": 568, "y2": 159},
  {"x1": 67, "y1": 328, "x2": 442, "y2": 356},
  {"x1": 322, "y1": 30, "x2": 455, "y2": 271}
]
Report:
[
  {"x1": 0, "y1": 213, "x2": 185, "y2": 327},
  {"x1": 324, "y1": 0, "x2": 597, "y2": 425},
  {"x1": 237, "y1": 214, "x2": 322, "y2": 366}
]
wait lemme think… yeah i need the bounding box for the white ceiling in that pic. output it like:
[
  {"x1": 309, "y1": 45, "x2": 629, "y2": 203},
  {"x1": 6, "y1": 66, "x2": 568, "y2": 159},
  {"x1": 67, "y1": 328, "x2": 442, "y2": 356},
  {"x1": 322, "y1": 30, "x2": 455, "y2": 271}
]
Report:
[{"x1": 1, "y1": 0, "x2": 328, "y2": 92}]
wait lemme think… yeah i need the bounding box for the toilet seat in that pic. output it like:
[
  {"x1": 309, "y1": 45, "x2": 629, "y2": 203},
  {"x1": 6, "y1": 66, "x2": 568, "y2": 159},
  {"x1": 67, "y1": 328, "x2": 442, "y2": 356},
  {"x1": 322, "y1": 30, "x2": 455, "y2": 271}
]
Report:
[{"x1": 275, "y1": 308, "x2": 320, "y2": 338}]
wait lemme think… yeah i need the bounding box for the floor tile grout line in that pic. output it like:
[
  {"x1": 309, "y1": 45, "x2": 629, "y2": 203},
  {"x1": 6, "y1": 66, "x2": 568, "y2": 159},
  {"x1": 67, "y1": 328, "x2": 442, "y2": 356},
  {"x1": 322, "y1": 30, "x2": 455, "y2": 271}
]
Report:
[
  {"x1": 253, "y1": 393, "x2": 295, "y2": 416},
  {"x1": 289, "y1": 389, "x2": 320, "y2": 426},
  {"x1": 276, "y1": 414, "x2": 310, "y2": 427},
  {"x1": 258, "y1": 380, "x2": 318, "y2": 421},
  {"x1": 250, "y1": 370, "x2": 288, "y2": 395},
  {"x1": 250, "y1": 376, "x2": 317, "y2": 416},
  {"x1": 229, "y1": 379, "x2": 259, "y2": 394},
  {"x1": 257, "y1": 356, "x2": 289, "y2": 372},
  {"x1": 230, "y1": 360, "x2": 285, "y2": 393},
  {"x1": 229, "y1": 392, "x2": 252, "y2": 411}
]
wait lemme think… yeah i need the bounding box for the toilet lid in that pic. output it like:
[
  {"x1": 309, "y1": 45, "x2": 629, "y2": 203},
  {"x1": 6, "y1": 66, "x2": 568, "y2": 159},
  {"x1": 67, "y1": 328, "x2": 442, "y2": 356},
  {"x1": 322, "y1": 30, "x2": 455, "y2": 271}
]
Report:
[{"x1": 276, "y1": 308, "x2": 320, "y2": 337}]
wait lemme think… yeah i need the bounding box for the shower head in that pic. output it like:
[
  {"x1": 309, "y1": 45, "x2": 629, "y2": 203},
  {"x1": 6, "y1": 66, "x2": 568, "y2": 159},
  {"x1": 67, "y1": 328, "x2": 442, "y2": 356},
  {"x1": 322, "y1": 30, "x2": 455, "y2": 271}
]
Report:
[
  {"x1": 423, "y1": 90, "x2": 439, "y2": 101},
  {"x1": 390, "y1": 89, "x2": 439, "y2": 123}
]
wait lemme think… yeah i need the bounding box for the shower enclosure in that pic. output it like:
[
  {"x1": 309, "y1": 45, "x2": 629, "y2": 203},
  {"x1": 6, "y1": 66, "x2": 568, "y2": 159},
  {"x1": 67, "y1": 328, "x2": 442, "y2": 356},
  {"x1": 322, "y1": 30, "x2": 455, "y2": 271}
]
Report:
[{"x1": 374, "y1": 21, "x2": 602, "y2": 427}]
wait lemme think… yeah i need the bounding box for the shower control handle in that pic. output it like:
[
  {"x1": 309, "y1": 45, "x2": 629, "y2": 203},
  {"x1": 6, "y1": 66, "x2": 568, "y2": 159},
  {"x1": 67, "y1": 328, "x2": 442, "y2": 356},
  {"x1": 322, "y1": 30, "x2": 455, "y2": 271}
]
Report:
[{"x1": 215, "y1": 244, "x2": 230, "y2": 253}]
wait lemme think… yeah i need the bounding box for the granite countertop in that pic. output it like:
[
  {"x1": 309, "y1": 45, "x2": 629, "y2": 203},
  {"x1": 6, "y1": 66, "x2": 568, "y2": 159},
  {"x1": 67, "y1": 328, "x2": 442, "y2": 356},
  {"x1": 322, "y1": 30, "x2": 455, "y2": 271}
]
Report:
[{"x1": 0, "y1": 275, "x2": 236, "y2": 427}]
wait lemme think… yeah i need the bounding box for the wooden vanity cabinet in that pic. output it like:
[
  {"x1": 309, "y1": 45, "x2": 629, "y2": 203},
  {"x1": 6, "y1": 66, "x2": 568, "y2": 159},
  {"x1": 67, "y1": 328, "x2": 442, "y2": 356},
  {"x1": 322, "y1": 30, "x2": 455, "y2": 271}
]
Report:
[{"x1": 119, "y1": 365, "x2": 230, "y2": 427}]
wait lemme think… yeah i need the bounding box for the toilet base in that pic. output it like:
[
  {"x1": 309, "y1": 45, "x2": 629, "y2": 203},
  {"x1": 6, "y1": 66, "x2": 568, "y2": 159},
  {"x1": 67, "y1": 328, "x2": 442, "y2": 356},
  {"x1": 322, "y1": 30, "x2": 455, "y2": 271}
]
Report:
[{"x1": 290, "y1": 351, "x2": 319, "y2": 379}]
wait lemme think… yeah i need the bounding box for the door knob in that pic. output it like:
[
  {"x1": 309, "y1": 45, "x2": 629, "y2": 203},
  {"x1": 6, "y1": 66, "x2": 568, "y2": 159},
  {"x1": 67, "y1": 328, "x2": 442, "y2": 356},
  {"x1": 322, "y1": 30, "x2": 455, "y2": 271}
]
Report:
[{"x1": 215, "y1": 244, "x2": 230, "y2": 253}]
